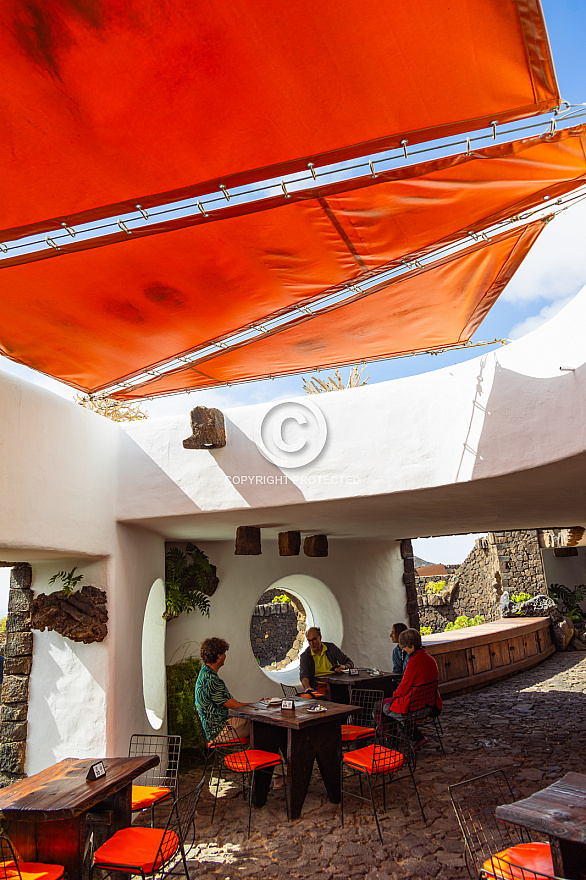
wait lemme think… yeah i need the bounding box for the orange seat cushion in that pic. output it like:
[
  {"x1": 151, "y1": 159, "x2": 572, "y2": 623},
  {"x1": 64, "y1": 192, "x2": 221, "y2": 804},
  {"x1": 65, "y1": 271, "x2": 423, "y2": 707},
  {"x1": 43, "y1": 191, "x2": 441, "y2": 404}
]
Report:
[
  {"x1": 343, "y1": 744, "x2": 404, "y2": 774},
  {"x1": 224, "y1": 749, "x2": 282, "y2": 772},
  {"x1": 341, "y1": 724, "x2": 375, "y2": 742},
  {"x1": 482, "y1": 843, "x2": 553, "y2": 879},
  {"x1": 131, "y1": 784, "x2": 172, "y2": 811},
  {"x1": 94, "y1": 827, "x2": 179, "y2": 873},
  {"x1": 0, "y1": 861, "x2": 64, "y2": 880}
]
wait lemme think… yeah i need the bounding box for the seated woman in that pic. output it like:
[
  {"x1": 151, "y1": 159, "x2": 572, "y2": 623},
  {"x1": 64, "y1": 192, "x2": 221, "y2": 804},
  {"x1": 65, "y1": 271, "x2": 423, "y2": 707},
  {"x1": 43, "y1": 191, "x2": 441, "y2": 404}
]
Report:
[
  {"x1": 382, "y1": 628, "x2": 442, "y2": 749},
  {"x1": 391, "y1": 622, "x2": 409, "y2": 678}
]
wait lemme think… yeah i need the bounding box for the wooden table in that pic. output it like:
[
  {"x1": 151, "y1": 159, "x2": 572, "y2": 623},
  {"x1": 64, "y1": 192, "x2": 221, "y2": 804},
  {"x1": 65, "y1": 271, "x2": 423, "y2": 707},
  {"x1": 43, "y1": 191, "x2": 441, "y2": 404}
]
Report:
[
  {"x1": 495, "y1": 771, "x2": 586, "y2": 879},
  {"x1": 230, "y1": 699, "x2": 354, "y2": 820},
  {"x1": 318, "y1": 670, "x2": 400, "y2": 703},
  {"x1": 0, "y1": 756, "x2": 158, "y2": 880}
]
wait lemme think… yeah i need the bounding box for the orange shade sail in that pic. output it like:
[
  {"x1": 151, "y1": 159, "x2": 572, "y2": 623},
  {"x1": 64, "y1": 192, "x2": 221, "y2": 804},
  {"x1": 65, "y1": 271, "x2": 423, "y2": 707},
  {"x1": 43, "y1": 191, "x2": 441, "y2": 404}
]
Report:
[
  {"x1": 114, "y1": 222, "x2": 544, "y2": 398},
  {"x1": 0, "y1": 132, "x2": 583, "y2": 395},
  {"x1": 0, "y1": 0, "x2": 558, "y2": 238}
]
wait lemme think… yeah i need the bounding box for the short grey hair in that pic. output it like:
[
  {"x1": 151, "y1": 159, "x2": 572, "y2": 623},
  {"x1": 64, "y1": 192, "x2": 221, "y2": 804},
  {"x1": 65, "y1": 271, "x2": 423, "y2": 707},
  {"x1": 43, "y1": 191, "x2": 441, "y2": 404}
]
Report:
[{"x1": 398, "y1": 628, "x2": 422, "y2": 650}]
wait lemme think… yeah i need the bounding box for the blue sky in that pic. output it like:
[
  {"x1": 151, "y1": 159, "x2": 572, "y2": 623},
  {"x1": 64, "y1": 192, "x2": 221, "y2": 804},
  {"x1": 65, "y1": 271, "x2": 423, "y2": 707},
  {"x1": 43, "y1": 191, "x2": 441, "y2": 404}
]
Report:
[{"x1": 1, "y1": 0, "x2": 585, "y2": 584}]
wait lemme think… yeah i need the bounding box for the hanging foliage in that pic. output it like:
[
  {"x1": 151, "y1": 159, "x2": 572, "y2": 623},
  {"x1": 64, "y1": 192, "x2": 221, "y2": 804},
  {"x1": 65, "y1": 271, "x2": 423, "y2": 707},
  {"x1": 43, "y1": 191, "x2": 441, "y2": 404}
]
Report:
[{"x1": 164, "y1": 543, "x2": 213, "y2": 620}]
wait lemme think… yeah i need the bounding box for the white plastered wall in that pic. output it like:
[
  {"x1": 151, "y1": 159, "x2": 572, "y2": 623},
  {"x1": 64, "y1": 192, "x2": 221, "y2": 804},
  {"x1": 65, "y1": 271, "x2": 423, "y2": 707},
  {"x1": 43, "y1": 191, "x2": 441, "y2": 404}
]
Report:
[{"x1": 165, "y1": 539, "x2": 406, "y2": 699}]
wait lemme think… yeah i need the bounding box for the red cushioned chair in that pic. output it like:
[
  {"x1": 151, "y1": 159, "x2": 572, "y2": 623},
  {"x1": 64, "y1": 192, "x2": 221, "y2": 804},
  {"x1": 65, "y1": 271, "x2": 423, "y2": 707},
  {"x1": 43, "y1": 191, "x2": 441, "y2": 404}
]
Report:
[
  {"x1": 0, "y1": 835, "x2": 64, "y2": 880},
  {"x1": 194, "y1": 711, "x2": 250, "y2": 785},
  {"x1": 92, "y1": 783, "x2": 202, "y2": 880},
  {"x1": 129, "y1": 734, "x2": 182, "y2": 827},
  {"x1": 209, "y1": 725, "x2": 288, "y2": 837},
  {"x1": 449, "y1": 770, "x2": 553, "y2": 879},
  {"x1": 480, "y1": 855, "x2": 565, "y2": 880},
  {"x1": 341, "y1": 687, "x2": 383, "y2": 750},
  {"x1": 341, "y1": 721, "x2": 425, "y2": 842},
  {"x1": 404, "y1": 680, "x2": 445, "y2": 755}
]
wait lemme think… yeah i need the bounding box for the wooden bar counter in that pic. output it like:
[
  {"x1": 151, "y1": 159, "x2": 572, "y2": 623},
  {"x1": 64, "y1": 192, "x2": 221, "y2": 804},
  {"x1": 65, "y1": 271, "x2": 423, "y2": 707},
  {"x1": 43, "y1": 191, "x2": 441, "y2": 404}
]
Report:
[
  {"x1": 0, "y1": 756, "x2": 158, "y2": 880},
  {"x1": 423, "y1": 617, "x2": 554, "y2": 698}
]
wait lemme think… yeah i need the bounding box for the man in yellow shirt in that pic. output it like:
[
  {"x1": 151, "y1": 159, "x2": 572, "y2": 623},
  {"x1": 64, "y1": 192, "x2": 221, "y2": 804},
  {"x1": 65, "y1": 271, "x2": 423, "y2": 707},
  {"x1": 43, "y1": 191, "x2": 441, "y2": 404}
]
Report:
[{"x1": 300, "y1": 626, "x2": 354, "y2": 694}]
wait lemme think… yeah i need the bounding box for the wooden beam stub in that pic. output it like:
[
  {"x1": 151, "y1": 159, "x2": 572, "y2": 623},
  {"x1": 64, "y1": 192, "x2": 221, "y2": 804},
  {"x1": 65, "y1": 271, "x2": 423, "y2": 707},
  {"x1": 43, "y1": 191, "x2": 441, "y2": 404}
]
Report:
[
  {"x1": 278, "y1": 531, "x2": 301, "y2": 556},
  {"x1": 303, "y1": 535, "x2": 328, "y2": 557},
  {"x1": 183, "y1": 406, "x2": 226, "y2": 449},
  {"x1": 235, "y1": 526, "x2": 261, "y2": 555}
]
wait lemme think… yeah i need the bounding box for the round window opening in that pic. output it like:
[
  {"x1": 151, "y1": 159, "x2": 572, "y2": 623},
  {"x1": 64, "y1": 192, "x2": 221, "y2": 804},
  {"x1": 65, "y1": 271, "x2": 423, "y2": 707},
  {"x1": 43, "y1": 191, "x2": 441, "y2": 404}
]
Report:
[
  {"x1": 249, "y1": 574, "x2": 343, "y2": 685},
  {"x1": 250, "y1": 589, "x2": 308, "y2": 672}
]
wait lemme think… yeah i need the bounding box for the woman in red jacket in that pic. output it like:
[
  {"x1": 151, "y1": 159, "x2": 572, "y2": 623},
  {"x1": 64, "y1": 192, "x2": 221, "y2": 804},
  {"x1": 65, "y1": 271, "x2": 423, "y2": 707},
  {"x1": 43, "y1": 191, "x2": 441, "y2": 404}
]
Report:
[{"x1": 382, "y1": 628, "x2": 442, "y2": 749}]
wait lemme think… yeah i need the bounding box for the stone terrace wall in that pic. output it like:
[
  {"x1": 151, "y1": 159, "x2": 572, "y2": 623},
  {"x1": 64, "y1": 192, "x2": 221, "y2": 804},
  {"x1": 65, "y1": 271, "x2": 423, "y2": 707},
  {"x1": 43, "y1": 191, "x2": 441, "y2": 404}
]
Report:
[
  {"x1": 249, "y1": 589, "x2": 307, "y2": 669},
  {"x1": 417, "y1": 530, "x2": 548, "y2": 633}
]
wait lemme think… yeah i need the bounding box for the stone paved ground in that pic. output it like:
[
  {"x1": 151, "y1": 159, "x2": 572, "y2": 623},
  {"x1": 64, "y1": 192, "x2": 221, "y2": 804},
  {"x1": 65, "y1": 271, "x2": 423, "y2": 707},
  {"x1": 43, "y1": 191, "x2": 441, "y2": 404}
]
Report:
[{"x1": 177, "y1": 653, "x2": 586, "y2": 879}]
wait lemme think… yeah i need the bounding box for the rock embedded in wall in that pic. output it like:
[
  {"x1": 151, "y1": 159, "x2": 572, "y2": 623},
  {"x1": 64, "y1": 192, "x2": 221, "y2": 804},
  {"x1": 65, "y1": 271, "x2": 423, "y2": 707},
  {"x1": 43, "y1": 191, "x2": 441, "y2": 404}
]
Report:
[{"x1": 30, "y1": 585, "x2": 108, "y2": 644}]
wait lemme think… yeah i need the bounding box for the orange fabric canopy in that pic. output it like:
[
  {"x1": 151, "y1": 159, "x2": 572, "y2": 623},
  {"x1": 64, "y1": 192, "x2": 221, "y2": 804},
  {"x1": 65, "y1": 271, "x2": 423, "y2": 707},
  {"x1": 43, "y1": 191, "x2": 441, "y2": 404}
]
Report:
[
  {"x1": 0, "y1": 0, "x2": 558, "y2": 238},
  {"x1": 114, "y1": 222, "x2": 544, "y2": 398},
  {"x1": 0, "y1": 131, "x2": 583, "y2": 394}
]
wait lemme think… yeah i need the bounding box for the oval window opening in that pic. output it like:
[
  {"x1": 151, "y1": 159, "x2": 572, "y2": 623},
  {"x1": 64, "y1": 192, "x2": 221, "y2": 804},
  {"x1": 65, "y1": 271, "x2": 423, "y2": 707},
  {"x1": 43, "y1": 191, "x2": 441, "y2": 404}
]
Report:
[{"x1": 142, "y1": 578, "x2": 166, "y2": 729}]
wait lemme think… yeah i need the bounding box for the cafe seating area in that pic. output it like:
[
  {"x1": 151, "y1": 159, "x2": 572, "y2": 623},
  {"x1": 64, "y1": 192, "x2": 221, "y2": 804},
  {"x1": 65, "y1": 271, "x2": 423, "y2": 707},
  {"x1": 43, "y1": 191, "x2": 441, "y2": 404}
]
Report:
[{"x1": 163, "y1": 651, "x2": 585, "y2": 879}]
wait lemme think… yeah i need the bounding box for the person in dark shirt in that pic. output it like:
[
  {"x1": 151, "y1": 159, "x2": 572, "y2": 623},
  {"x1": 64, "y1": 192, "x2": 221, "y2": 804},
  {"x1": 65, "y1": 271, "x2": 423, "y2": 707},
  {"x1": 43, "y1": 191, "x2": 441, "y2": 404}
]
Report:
[
  {"x1": 391, "y1": 622, "x2": 409, "y2": 677},
  {"x1": 299, "y1": 627, "x2": 353, "y2": 694}
]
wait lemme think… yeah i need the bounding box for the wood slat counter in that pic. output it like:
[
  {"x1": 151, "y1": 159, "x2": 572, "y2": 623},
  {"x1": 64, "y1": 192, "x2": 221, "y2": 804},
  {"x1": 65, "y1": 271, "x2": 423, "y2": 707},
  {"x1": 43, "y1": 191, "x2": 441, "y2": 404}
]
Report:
[{"x1": 422, "y1": 617, "x2": 554, "y2": 698}]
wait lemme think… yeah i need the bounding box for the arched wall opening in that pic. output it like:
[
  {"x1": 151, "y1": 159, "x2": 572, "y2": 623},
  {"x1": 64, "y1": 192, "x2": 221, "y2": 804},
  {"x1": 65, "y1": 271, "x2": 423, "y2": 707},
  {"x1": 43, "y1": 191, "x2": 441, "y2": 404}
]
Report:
[
  {"x1": 252, "y1": 574, "x2": 343, "y2": 687},
  {"x1": 141, "y1": 578, "x2": 167, "y2": 730}
]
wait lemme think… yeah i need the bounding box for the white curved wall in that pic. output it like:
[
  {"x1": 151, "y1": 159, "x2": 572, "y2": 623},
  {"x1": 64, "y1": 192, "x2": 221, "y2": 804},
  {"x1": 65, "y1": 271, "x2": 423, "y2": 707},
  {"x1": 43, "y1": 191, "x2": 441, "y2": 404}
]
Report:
[
  {"x1": 120, "y1": 287, "x2": 586, "y2": 529},
  {"x1": 165, "y1": 539, "x2": 405, "y2": 700},
  {"x1": 142, "y1": 578, "x2": 167, "y2": 729}
]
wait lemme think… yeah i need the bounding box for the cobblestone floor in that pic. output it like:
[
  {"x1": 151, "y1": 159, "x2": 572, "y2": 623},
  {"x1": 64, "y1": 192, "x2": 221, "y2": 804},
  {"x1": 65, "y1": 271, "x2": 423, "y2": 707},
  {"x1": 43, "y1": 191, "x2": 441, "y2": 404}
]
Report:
[{"x1": 178, "y1": 653, "x2": 586, "y2": 879}]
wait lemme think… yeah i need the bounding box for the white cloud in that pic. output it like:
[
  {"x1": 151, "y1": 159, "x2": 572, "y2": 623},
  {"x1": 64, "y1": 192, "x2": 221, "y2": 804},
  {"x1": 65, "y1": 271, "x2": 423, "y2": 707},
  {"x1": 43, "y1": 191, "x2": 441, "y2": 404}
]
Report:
[
  {"x1": 508, "y1": 294, "x2": 575, "y2": 339},
  {"x1": 503, "y1": 197, "x2": 586, "y2": 304}
]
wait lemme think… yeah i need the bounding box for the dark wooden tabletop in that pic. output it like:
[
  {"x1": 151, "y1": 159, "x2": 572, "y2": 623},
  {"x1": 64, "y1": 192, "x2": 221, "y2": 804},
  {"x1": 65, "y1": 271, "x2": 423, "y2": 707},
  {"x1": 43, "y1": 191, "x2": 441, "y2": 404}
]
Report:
[
  {"x1": 229, "y1": 699, "x2": 355, "y2": 730},
  {"x1": 319, "y1": 670, "x2": 397, "y2": 685},
  {"x1": 0, "y1": 756, "x2": 159, "y2": 821},
  {"x1": 496, "y1": 772, "x2": 586, "y2": 844}
]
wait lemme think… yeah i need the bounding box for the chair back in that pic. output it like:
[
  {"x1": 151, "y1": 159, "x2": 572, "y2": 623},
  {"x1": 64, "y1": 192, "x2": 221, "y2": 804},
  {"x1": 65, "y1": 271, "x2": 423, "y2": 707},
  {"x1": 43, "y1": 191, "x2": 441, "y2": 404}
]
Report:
[
  {"x1": 0, "y1": 837, "x2": 21, "y2": 880},
  {"x1": 378, "y1": 718, "x2": 416, "y2": 771},
  {"x1": 348, "y1": 688, "x2": 384, "y2": 728},
  {"x1": 129, "y1": 734, "x2": 182, "y2": 795},
  {"x1": 280, "y1": 684, "x2": 300, "y2": 698},
  {"x1": 449, "y1": 770, "x2": 529, "y2": 876},
  {"x1": 209, "y1": 722, "x2": 249, "y2": 759},
  {"x1": 406, "y1": 680, "x2": 439, "y2": 719},
  {"x1": 149, "y1": 785, "x2": 202, "y2": 876}
]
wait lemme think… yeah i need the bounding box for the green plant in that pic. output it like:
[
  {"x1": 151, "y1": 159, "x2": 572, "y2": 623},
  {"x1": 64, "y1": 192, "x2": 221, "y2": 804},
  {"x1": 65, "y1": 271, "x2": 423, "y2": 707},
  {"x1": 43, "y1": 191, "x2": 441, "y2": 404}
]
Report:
[
  {"x1": 166, "y1": 657, "x2": 205, "y2": 749},
  {"x1": 164, "y1": 543, "x2": 212, "y2": 620},
  {"x1": 511, "y1": 592, "x2": 532, "y2": 604},
  {"x1": 419, "y1": 626, "x2": 433, "y2": 635},
  {"x1": 549, "y1": 583, "x2": 586, "y2": 622},
  {"x1": 445, "y1": 614, "x2": 484, "y2": 631},
  {"x1": 48, "y1": 566, "x2": 84, "y2": 597},
  {"x1": 425, "y1": 580, "x2": 446, "y2": 594},
  {"x1": 271, "y1": 593, "x2": 291, "y2": 604}
]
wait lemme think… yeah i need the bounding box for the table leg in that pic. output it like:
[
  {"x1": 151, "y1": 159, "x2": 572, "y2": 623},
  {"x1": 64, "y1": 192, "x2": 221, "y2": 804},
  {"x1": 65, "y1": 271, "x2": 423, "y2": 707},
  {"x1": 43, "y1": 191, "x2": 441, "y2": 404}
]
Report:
[
  {"x1": 551, "y1": 836, "x2": 586, "y2": 880},
  {"x1": 314, "y1": 720, "x2": 343, "y2": 804}
]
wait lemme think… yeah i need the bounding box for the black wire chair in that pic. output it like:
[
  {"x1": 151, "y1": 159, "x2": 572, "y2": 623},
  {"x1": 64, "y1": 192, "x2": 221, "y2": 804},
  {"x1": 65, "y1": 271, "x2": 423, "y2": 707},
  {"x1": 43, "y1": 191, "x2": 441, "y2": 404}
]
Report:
[
  {"x1": 448, "y1": 770, "x2": 553, "y2": 879},
  {"x1": 129, "y1": 734, "x2": 182, "y2": 827},
  {"x1": 0, "y1": 835, "x2": 64, "y2": 880},
  {"x1": 280, "y1": 684, "x2": 301, "y2": 698},
  {"x1": 480, "y1": 855, "x2": 565, "y2": 880},
  {"x1": 341, "y1": 687, "x2": 383, "y2": 750},
  {"x1": 404, "y1": 680, "x2": 445, "y2": 754},
  {"x1": 341, "y1": 720, "x2": 425, "y2": 842},
  {"x1": 92, "y1": 784, "x2": 202, "y2": 880}
]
